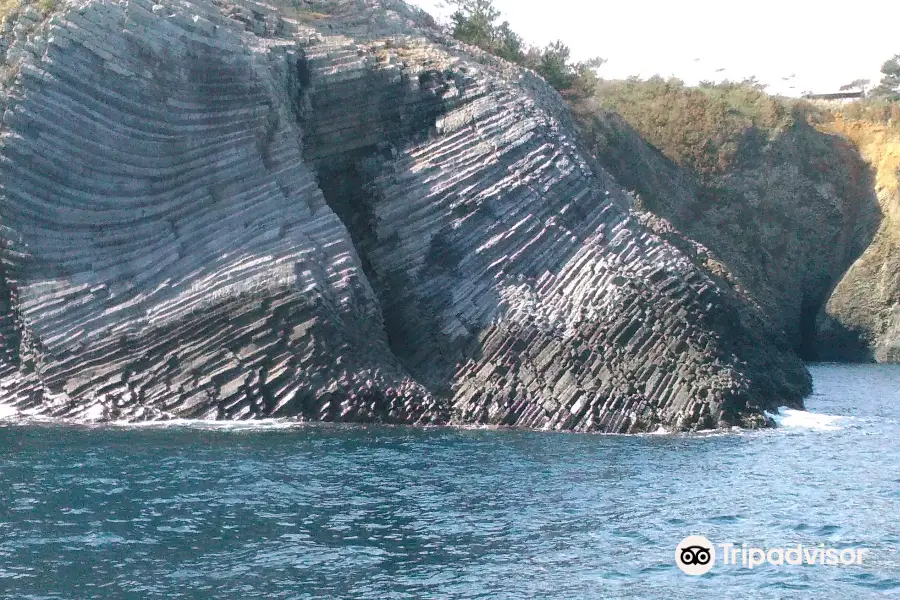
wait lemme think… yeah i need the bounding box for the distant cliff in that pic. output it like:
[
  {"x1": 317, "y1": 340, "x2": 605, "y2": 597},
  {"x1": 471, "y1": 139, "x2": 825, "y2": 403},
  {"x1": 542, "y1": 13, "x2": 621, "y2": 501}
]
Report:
[
  {"x1": 815, "y1": 116, "x2": 900, "y2": 362},
  {"x1": 575, "y1": 79, "x2": 893, "y2": 362},
  {"x1": 0, "y1": 0, "x2": 810, "y2": 430}
]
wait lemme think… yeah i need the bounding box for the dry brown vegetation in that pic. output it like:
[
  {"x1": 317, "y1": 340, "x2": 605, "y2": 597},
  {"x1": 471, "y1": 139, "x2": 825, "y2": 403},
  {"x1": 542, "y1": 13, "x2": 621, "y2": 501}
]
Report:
[
  {"x1": 584, "y1": 78, "x2": 801, "y2": 181},
  {"x1": 294, "y1": 9, "x2": 329, "y2": 23},
  {"x1": 0, "y1": 0, "x2": 21, "y2": 23}
]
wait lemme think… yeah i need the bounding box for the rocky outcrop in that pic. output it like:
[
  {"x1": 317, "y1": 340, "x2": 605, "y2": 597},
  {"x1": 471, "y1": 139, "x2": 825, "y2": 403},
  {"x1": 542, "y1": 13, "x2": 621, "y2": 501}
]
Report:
[
  {"x1": 0, "y1": 0, "x2": 810, "y2": 430},
  {"x1": 0, "y1": 0, "x2": 443, "y2": 423},
  {"x1": 576, "y1": 103, "x2": 883, "y2": 362},
  {"x1": 816, "y1": 119, "x2": 900, "y2": 362}
]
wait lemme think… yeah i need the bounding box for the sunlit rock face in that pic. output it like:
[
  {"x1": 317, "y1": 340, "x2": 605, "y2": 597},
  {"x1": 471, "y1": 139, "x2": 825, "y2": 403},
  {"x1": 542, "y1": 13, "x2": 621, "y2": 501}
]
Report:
[{"x1": 0, "y1": 0, "x2": 809, "y2": 430}]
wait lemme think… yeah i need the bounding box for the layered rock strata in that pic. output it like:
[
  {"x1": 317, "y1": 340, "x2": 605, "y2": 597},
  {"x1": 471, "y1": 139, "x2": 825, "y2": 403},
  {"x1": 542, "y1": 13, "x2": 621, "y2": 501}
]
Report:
[
  {"x1": 0, "y1": 0, "x2": 442, "y2": 423},
  {"x1": 0, "y1": 0, "x2": 810, "y2": 430}
]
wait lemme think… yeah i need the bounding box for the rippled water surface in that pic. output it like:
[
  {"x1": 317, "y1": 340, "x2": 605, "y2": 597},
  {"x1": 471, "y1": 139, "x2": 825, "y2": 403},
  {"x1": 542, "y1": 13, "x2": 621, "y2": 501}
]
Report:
[{"x1": 1, "y1": 363, "x2": 899, "y2": 599}]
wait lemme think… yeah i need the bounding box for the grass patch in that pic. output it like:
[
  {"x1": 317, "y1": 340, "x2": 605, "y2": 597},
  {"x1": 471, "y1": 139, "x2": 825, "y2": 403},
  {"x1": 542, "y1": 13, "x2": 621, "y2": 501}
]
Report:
[
  {"x1": 37, "y1": 0, "x2": 55, "y2": 16},
  {"x1": 814, "y1": 98, "x2": 900, "y2": 128},
  {"x1": 819, "y1": 119, "x2": 900, "y2": 201}
]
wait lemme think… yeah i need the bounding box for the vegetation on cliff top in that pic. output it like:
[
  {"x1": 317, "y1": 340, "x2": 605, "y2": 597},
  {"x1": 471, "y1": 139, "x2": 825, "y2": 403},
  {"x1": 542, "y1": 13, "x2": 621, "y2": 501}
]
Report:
[
  {"x1": 448, "y1": 0, "x2": 604, "y2": 98},
  {"x1": 447, "y1": 0, "x2": 898, "y2": 182},
  {"x1": 582, "y1": 77, "x2": 896, "y2": 188},
  {"x1": 584, "y1": 77, "x2": 803, "y2": 181},
  {"x1": 819, "y1": 97, "x2": 900, "y2": 127},
  {"x1": 871, "y1": 55, "x2": 900, "y2": 101}
]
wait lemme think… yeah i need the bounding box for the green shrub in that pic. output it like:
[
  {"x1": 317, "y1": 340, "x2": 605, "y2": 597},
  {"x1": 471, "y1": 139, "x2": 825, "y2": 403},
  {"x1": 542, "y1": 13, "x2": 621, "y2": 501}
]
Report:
[
  {"x1": 588, "y1": 77, "x2": 798, "y2": 179},
  {"x1": 448, "y1": 0, "x2": 603, "y2": 97},
  {"x1": 37, "y1": 0, "x2": 55, "y2": 15},
  {"x1": 871, "y1": 55, "x2": 900, "y2": 101}
]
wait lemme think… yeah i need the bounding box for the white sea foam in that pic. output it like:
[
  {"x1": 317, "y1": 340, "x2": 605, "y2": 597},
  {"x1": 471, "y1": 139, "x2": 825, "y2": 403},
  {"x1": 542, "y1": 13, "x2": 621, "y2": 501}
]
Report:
[
  {"x1": 768, "y1": 407, "x2": 844, "y2": 431},
  {"x1": 0, "y1": 404, "x2": 312, "y2": 430},
  {"x1": 109, "y1": 418, "x2": 306, "y2": 431},
  {"x1": 0, "y1": 406, "x2": 849, "y2": 435}
]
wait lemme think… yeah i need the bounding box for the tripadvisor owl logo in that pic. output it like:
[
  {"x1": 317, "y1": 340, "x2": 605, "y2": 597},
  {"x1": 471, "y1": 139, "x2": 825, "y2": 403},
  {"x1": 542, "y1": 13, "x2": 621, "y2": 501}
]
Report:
[
  {"x1": 676, "y1": 535, "x2": 715, "y2": 575},
  {"x1": 675, "y1": 536, "x2": 868, "y2": 574}
]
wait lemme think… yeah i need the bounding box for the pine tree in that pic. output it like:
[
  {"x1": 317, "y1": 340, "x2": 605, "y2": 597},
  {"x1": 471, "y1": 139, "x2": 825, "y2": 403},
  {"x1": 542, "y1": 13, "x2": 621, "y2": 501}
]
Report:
[
  {"x1": 448, "y1": 0, "x2": 603, "y2": 97},
  {"x1": 450, "y1": 0, "x2": 500, "y2": 50},
  {"x1": 537, "y1": 41, "x2": 574, "y2": 91},
  {"x1": 872, "y1": 55, "x2": 900, "y2": 100}
]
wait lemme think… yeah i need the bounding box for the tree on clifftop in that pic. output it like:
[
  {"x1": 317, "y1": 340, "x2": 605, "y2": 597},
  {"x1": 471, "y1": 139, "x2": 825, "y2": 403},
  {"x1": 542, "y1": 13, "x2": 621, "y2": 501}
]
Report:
[
  {"x1": 450, "y1": 0, "x2": 499, "y2": 50},
  {"x1": 872, "y1": 55, "x2": 900, "y2": 100},
  {"x1": 450, "y1": 0, "x2": 524, "y2": 63},
  {"x1": 527, "y1": 42, "x2": 605, "y2": 99},
  {"x1": 448, "y1": 0, "x2": 604, "y2": 98}
]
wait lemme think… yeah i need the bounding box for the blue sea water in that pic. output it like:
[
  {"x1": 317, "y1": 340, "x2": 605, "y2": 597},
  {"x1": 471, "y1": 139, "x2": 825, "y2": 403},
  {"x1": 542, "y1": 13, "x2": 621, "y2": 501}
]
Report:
[{"x1": 0, "y1": 363, "x2": 898, "y2": 599}]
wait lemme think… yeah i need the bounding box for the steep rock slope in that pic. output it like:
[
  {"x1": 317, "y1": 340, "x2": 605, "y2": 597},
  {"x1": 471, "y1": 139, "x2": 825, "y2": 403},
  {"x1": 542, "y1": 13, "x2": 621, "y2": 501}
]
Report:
[
  {"x1": 0, "y1": 0, "x2": 810, "y2": 430},
  {"x1": 816, "y1": 118, "x2": 900, "y2": 362},
  {"x1": 576, "y1": 90, "x2": 882, "y2": 361},
  {"x1": 0, "y1": 0, "x2": 440, "y2": 423}
]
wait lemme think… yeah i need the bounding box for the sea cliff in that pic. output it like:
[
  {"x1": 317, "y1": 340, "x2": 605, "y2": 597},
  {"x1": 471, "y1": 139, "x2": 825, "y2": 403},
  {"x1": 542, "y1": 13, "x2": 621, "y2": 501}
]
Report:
[
  {"x1": 0, "y1": 0, "x2": 810, "y2": 430},
  {"x1": 577, "y1": 79, "x2": 897, "y2": 364}
]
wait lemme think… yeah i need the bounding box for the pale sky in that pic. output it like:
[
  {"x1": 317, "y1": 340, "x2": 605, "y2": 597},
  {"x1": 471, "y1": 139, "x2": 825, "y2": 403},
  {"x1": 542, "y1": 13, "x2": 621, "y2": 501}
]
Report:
[{"x1": 407, "y1": 0, "x2": 899, "y2": 97}]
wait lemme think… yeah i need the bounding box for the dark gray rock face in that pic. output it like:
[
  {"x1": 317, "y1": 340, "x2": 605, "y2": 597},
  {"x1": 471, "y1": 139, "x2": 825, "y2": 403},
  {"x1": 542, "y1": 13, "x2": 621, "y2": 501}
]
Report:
[
  {"x1": 0, "y1": 0, "x2": 810, "y2": 430},
  {"x1": 578, "y1": 107, "x2": 882, "y2": 363},
  {"x1": 0, "y1": 0, "x2": 442, "y2": 423}
]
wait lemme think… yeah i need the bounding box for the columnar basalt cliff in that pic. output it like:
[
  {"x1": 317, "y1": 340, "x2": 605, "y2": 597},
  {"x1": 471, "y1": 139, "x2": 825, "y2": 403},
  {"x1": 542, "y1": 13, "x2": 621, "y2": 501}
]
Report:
[{"x1": 0, "y1": 0, "x2": 810, "y2": 431}]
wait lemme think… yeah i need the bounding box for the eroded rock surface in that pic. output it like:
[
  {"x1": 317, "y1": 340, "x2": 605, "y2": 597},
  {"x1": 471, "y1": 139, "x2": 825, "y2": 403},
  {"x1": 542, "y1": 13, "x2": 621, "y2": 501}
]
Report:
[
  {"x1": 577, "y1": 105, "x2": 882, "y2": 362},
  {"x1": 0, "y1": 0, "x2": 810, "y2": 430},
  {"x1": 816, "y1": 119, "x2": 900, "y2": 363}
]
